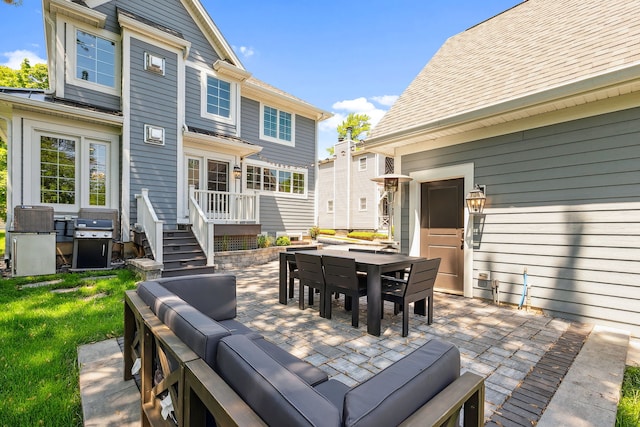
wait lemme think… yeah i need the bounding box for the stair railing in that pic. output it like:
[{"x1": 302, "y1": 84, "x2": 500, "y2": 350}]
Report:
[
  {"x1": 192, "y1": 189, "x2": 259, "y2": 223},
  {"x1": 135, "y1": 188, "x2": 164, "y2": 264},
  {"x1": 189, "y1": 185, "x2": 214, "y2": 266}
]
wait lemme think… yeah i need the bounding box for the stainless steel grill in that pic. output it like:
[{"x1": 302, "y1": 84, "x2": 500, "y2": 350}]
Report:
[{"x1": 72, "y1": 218, "x2": 114, "y2": 270}]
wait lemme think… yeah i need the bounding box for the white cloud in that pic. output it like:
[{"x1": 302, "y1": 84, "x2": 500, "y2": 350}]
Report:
[
  {"x1": 1, "y1": 50, "x2": 46, "y2": 69},
  {"x1": 371, "y1": 95, "x2": 399, "y2": 107},
  {"x1": 238, "y1": 46, "x2": 255, "y2": 59}
]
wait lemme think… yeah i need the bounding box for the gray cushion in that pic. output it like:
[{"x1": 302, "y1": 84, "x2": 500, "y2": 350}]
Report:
[
  {"x1": 252, "y1": 338, "x2": 328, "y2": 386},
  {"x1": 136, "y1": 282, "x2": 230, "y2": 366},
  {"x1": 216, "y1": 335, "x2": 341, "y2": 427},
  {"x1": 150, "y1": 274, "x2": 237, "y2": 320},
  {"x1": 343, "y1": 339, "x2": 460, "y2": 427},
  {"x1": 314, "y1": 379, "x2": 350, "y2": 420}
]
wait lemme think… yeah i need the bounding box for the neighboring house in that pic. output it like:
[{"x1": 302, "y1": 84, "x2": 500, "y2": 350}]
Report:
[
  {"x1": 0, "y1": 0, "x2": 330, "y2": 274},
  {"x1": 317, "y1": 134, "x2": 394, "y2": 232},
  {"x1": 364, "y1": 0, "x2": 640, "y2": 334}
]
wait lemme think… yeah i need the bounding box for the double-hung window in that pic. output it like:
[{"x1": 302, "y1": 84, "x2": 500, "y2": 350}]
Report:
[
  {"x1": 260, "y1": 104, "x2": 294, "y2": 145},
  {"x1": 246, "y1": 164, "x2": 306, "y2": 196}
]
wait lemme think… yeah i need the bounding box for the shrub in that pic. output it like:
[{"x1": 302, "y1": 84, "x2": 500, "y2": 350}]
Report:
[
  {"x1": 256, "y1": 234, "x2": 273, "y2": 248},
  {"x1": 275, "y1": 236, "x2": 291, "y2": 246},
  {"x1": 347, "y1": 231, "x2": 375, "y2": 241},
  {"x1": 309, "y1": 226, "x2": 320, "y2": 239},
  {"x1": 318, "y1": 229, "x2": 336, "y2": 236}
]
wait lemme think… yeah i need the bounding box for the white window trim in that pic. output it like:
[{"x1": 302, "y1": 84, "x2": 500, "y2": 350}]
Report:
[
  {"x1": 327, "y1": 200, "x2": 334, "y2": 213},
  {"x1": 64, "y1": 19, "x2": 121, "y2": 97},
  {"x1": 358, "y1": 156, "x2": 368, "y2": 171},
  {"x1": 359, "y1": 197, "x2": 367, "y2": 212},
  {"x1": 200, "y1": 70, "x2": 236, "y2": 125},
  {"x1": 244, "y1": 159, "x2": 307, "y2": 198},
  {"x1": 24, "y1": 119, "x2": 119, "y2": 212},
  {"x1": 259, "y1": 103, "x2": 296, "y2": 147}
]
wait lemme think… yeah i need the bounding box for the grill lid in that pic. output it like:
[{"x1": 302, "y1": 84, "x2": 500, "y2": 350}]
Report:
[{"x1": 75, "y1": 218, "x2": 113, "y2": 230}]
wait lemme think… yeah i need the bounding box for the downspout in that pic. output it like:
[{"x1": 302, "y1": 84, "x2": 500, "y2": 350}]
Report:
[
  {"x1": 0, "y1": 114, "x2": 13, "y2": 259},
  {"x1": 346, "y1": 127, "x2": 352, "y2": 231}
]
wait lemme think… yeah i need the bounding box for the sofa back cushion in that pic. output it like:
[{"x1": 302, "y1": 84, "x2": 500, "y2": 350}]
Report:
[
  {"x1": 137, "y1": 282, "x2": 230, "y2": 366},
  {"x1": 343, "y1": 339, "x2": 460, "y2": 427},
  {"x1": 149, "y1": 274, "x2": 237, "y2": 320},
  {"x1": 216, "y1": 335, "x2": 341, "y2": 427}
]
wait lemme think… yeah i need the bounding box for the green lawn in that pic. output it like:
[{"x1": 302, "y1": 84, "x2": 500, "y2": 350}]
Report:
[
  {"x1": 0, "y1": 270, "x2": 138, "y2": 427},
  {"x1": 617, "y1": 366, "x2": 640, "y2": 426},
  {"x1": 0, "y1": 230, "x2": 5, "y2": 257}
]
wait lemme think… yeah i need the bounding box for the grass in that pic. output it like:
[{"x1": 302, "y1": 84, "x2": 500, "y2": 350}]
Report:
[
  {"x1": 0, "y1": 230, "x2": 5, "y2": 257},
  {"x1": 0, "y1": 269, "x2": 138, "y2": 427},
  {"x1": 617, "y1": 366, "x2": 640, "y2": 426}
]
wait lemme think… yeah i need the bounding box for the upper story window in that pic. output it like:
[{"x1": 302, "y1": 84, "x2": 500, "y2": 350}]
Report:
[
  {"x1": 260, "y1": 104, "x2": 295, "y2": 146},
  {"x1": 76, "y1": 30, "x2": 115, "y2": 87},
  {"x1": 358, "y1": 156, "x2": 367, "y2": 171},
  {"x1": 200, "y1": 70, "x2": 235, "y2": 124},
  {"x1": 246, "y1": 164, "x2": 306, "y2": 197},
  {"x1": 66, "y1": 22, "x2": 120, "y2": 96},
  {"x1": 206, "y1": 76, "x2": 231, "y2": 118}
]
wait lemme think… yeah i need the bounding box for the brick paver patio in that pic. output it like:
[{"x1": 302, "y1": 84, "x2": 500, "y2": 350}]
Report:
[{"x1": 228, "y1": 257, "x2": 591, "y2": 420}]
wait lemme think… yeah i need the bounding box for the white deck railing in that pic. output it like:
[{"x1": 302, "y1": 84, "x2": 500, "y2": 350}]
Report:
[
  {"x1": 192, "y1": 189, "x2": 259, "y2": 223},
  {"x1": 135, "y1": 188, "x2": 164, "y2": 264},
  {"x1": 189, "y1": 186, "x2": 214, "y2": 266}
]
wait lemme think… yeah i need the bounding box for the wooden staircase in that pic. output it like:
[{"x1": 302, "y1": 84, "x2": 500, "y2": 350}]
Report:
[{"x1": 138, "y1": 227, "x2": 215, "y2": 277}]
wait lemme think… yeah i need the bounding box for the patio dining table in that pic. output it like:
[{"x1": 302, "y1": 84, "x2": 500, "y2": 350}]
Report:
[{"x1": 279, "y1": 249, "x2": 426, "y2": 336}]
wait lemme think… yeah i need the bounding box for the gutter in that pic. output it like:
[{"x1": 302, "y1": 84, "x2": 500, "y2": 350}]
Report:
[
  {"x1": 365, "y1": 62, "x2": 640, "y2": 148},
  {"x1": 0, "y1": 93, "x2": 124, "y2": 126}
]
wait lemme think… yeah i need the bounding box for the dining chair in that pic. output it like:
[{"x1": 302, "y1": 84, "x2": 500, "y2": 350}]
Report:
[
  {"x1": 294, "y1": 253, "x2": 326, "y2": 316},
  {"x1": 286, "y1": 246, "x2": 318, "y2": 298},
  {"x1": 380, "y1": 258, "x2": 441, "y2": 337},
  {"x1": 322, "y1": 255, "x2": 368, "y2": 327}
]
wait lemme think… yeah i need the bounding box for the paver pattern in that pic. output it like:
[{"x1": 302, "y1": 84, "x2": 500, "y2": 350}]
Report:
[{"x1": 229, "y1": 258, "x2": 585, "y2": 420}]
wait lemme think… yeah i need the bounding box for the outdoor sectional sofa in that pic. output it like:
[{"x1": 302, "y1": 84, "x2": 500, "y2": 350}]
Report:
[{"x1": 123, "y1": 274, "x2": 485, "y2": 426}]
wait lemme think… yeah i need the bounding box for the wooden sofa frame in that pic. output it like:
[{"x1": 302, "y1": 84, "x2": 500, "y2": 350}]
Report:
[{"x1": 124, "y1": 289, "x2": 485, "y2": 427}]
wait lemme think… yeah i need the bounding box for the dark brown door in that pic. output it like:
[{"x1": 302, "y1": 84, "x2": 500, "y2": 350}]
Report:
[{"x1": 420, "y1": 179, "x2": 464, "y2": 294}]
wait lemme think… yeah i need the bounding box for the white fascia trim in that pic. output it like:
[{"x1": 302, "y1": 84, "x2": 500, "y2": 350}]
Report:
[
  {"x1": 48, "y1": 0, "x2": 107, "y2": 28},
  {"x1": 408, "y1": 163, "x2": 474, "y2": 298},
  {"x1": 366, "y1": 63, "x2": 640, "y2": 149},
  {"x1": 243, "y1": 81, "x2": 332, "y2": 122},
  {"x1": 179, "y1": 0, "x2": 244, "y2": 68},
  {"x1": 183, "y1": 130, "x2": 262, "y2": 157},
  {"x1": 0, "y1": 94, "x2": 123, "y2": 126},
  {"x1": 118, "y1": 13, "x2": 191, "y2": 59},
  {"x1": 213, "y1": 60, "x2": 251, "y2": 82}
]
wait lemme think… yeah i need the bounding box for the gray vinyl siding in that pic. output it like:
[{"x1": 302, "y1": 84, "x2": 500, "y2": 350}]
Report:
[
  {"x1": 128, "y1": 39, "x2": 179, "y2": 227},
  {"x1": 317, "y1": 161, "x2": 335, "y2": 229},
  {"x1": 63, "y1": 85, "x2": 121, "y2": 111},
  {"x1": 184, "y1": 66, "x2": 236, "y2": 133},
  {"x1": 240, "y1": 97, "x2": 317, "y2": 234},
  {"x1": 350, "y1": 153, "x2": 377, "y2": 230},
  {"x1": 400, "y1": 106, "x2": 640, "y2": 334}
]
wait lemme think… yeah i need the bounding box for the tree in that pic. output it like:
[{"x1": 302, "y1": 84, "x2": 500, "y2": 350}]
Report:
[
  {"x1": 337, "y1": 113, "x2": 371, "y2": 141},
  {"x1": 0, "y1": 59, "x2": 48, "y2": 89},
  {"x1": 327, "y1": 113, "x2": 372, "y2": 156},
  {"x1": 3, "y1": 0, "x2": 22, "y2": 5}
]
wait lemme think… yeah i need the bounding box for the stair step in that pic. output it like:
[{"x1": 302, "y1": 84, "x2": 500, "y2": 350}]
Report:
[
  {"x1": 162, "y1": 265, "x2": 216, "y2": 278},
  {"x1": 163, "y1": 251, "x2": 207, "y2": 261},
  {"x1": 163, "y1": 258, "x2": 208, "y2": 270}
]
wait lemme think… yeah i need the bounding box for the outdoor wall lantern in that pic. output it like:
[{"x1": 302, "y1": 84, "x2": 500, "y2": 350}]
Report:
[
  {"x1": 371, "y1": 173, "x2": 413, "y2": 240},
  {"x1": 233, "y1": 164, "x2": 242, "y2": 180},
  {"x1": 465, "y1": 184, "x2": 487, "y2": 214}
]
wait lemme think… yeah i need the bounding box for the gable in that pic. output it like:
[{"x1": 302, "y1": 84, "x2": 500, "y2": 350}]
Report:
[{"x1": 369, "y1": 0, "x2": 640, "y2": 145}]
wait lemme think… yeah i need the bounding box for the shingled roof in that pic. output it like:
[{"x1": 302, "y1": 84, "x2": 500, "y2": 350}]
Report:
[{"x1": 369, "y1": 0, "x2": 640, "y2": 141}]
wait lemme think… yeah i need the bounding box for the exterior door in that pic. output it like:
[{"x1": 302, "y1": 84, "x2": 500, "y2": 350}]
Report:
[{"x1": 420, "y1": 178, "x2": 464, "y2": 294}]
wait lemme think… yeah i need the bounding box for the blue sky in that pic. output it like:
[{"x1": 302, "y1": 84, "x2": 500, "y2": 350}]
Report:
[{"x1": 0, "y1": 0, "x2": 522, "y2": 157}]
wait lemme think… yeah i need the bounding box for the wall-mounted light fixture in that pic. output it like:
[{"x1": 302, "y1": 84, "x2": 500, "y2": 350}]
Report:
[
  {"x1": 466, "y1": 184, "x2": 487, "y2": 214},
  {"x1": 233, "y1": 164, "x2": 242, "y2": 180}
]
